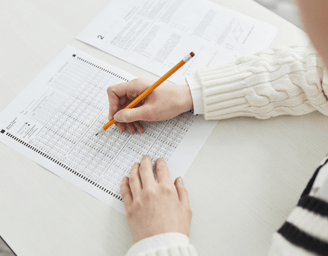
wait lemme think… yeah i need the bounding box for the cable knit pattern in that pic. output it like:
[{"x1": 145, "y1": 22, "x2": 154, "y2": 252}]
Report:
[
  {"x1": 132, "y1": 244, "x2": 198, "y2": 256},
  {"x1": 195, "y1": 45, "x2": 328, "y2": 120}
]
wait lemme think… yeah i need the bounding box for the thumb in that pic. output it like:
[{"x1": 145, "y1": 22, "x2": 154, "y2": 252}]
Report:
[
  {"x1": 114, "y1": 106, "x2": 153, "y2": 123},
  {"x1": 175, "y1": 177, "x2": 190, "y2": 206}
]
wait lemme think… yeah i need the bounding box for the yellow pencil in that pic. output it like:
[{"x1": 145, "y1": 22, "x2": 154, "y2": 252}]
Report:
[{"x1": 96, "y1": 52, "x2": 195, "y2": 136}]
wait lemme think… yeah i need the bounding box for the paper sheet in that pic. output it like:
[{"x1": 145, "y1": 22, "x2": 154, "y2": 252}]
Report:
[
  {"x1": 76, "y1": 0, "x2": 278, "y2": 84},
  {"x1": 0, "y1": 45, "x2": 217, "y2": 214}
]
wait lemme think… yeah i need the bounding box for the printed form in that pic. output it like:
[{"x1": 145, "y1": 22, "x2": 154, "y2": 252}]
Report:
[
  {"x1": 76, "y1": 0, "x2": 279, "y2": 84},
  {"x1": 0, "y1": 46, "x2": 217, "y2": 214}
]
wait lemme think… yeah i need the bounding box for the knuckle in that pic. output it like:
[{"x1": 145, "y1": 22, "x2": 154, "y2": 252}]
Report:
[
  {"x1": 107, "y1": 87, "x2": 113, "y2": 94},
  {"x1": 162, "y1": 184, "x2": 174, "y2": 195},
  {"x1": 107, "y1": 86, "x2": 118, "y2": 96},
  {"x1": 142, "y1": 188, "x2": 156, "y2": 201},
  {"x1": 144, "y1": 187, "x2": 155, "y2": 196},
  {"x1": 139, "y1": 166, "x2": 146, "y2": 174},
  {"x1": 109, "y1": 105, "x2": 118, "y2": 113},
  {"x1": 133, "y1": 198, "x2": 143, "y2": 210},
  {"x1": 126, "y1": 207, "x2": 134, "y2": 218},
  {"x1": 129, "y1": 175, "x2": 138, "y2": 184},
  {"x1": 133, "y1": 78, "x2": 143, "y2": 84}
]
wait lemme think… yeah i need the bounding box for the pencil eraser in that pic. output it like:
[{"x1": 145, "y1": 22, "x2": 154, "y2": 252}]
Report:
[{"x1": 190, "y1": 52, "x2": 195, "y2": 57}]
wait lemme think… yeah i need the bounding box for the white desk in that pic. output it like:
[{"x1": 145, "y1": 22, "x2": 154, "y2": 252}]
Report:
[{"x1": 0, "y1": 1, "x2": 324, "y2": 255}]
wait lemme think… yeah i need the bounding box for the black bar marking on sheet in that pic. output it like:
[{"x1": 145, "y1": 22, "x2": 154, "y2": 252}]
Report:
[
  {"x1": 4, "y1": 132, "x2": 123, "y2": 201},
  {"x1": 77, "y1": 57, "x2": 129, "y2": 82}
]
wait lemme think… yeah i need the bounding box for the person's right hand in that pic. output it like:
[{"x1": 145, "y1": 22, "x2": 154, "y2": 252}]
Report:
[{"x1": 107, "y1": 78, "x2": 193, "y2": 134}]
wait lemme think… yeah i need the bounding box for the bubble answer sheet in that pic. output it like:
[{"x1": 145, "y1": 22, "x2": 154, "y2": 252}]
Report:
[{"x1": 0, "y1": 45, "x2": 217, "y2": 214}]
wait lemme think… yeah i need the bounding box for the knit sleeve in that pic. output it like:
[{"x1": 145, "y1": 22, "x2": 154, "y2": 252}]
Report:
[
  {"x1": 192, "y1": 45, "x2": 328, "y2": 120},
  {"x1": 128, "y1": 244, "x2": 198, "y2": 256},
  {"x1": 125, "y1": 233, "x2": 198, "y2": 256}
]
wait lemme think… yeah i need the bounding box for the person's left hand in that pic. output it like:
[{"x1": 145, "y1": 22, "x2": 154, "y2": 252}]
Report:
[{"x1": 121, "y1": 155, "x2": 192, "y2": 242}]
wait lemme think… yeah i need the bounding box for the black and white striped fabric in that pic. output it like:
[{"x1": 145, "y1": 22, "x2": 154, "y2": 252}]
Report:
[{"x1": 276, "y1": 158, "x2": 328, "y2": 256}]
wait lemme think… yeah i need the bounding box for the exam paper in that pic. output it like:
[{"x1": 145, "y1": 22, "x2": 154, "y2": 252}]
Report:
[
  {"x1": 0, "y1": 46, "x2": 217, "y2": 214},
  {"x1": 76, "y1": 0, "x2": 279, "y2": 84}
]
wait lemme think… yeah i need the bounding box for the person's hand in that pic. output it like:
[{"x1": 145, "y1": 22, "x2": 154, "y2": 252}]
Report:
[
  {"x1": 121, "y1": 155, "x2": 192, "y2": 242},
  {"x1": 107, "y1": 78, "x2": 193, "y2": 134}
]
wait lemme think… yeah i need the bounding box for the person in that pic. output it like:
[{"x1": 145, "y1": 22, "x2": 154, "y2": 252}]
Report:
[{"x1": 107, "y1": 1, "x2": 328, "y2": 255}]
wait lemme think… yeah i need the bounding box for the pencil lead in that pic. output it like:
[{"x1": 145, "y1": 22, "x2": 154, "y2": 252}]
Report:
[{"x1": 96, "y1": 128, "x2": 105, "y2": 136}]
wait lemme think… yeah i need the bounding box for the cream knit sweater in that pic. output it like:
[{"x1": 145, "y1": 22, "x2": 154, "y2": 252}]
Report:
[
  {"x1": 126, "y1": 45, "x2": 328, "y2": 256},
  {"x1": 190, "y1": 45, "x2": 328, "y2": 120}
]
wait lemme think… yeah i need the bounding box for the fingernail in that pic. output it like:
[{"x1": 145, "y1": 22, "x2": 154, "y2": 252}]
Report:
[
  {"x1": 134, "y1": 162, "x2": 139, "y2": 167},
  {"x1": 143, "y1": 155, "x2": 150, "y2": 160},
  {"x1": 114, "y1": 113, "x2": 122, "y2": 122},
  {"x1": 179, "y1": 177, "x2": 183, "y2": 184}
]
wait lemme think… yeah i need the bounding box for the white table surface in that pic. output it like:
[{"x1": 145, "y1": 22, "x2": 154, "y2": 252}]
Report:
[{"x1": 0, "y1": 0, "x2": 324, "y2": 256}]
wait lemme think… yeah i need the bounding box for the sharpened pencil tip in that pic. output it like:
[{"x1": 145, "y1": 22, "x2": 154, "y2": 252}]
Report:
[{"x1": 96, "y1": 128, "x2": 105, "y2": 136}]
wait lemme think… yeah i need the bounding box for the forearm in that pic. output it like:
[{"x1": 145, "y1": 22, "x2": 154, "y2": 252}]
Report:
[{"x1": 187, "y1": 45, "x2": 328, "y2": 120}]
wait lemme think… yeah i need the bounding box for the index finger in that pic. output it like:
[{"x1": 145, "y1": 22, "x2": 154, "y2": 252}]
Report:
[
  {"x1": 155, "y1": 158, "x2": 172, "y2": 183},
  {"x1": 107, "y1": 83, "x2": 125, "y2": 120},
  {"x1": 139, "y1": 155, "x2": 156, "y2": 187},
  {"x1": 129, "y1": 163, "x2": 142, "y2": 195},
  {"x1": 107, "y1": 79, "x2": 150, "y2": 119}
]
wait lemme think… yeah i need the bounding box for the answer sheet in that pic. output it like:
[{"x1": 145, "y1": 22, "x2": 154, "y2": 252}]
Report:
[
  {"x1": 76, "y1": 0, "x2": 278, "y2": 84},
  {"x1": 0, "y1": 46, "x2": 217, "y2": 214}
]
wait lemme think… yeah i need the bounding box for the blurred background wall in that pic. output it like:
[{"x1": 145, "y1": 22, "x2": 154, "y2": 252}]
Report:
[{"x1": 254, "y1": 0, "x2": 302, "y2": 28}]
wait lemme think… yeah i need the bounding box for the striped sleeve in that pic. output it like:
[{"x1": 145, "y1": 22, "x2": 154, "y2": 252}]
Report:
[{"x1": 269, "y1": 158, "x2": 328, "y2": 256}]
